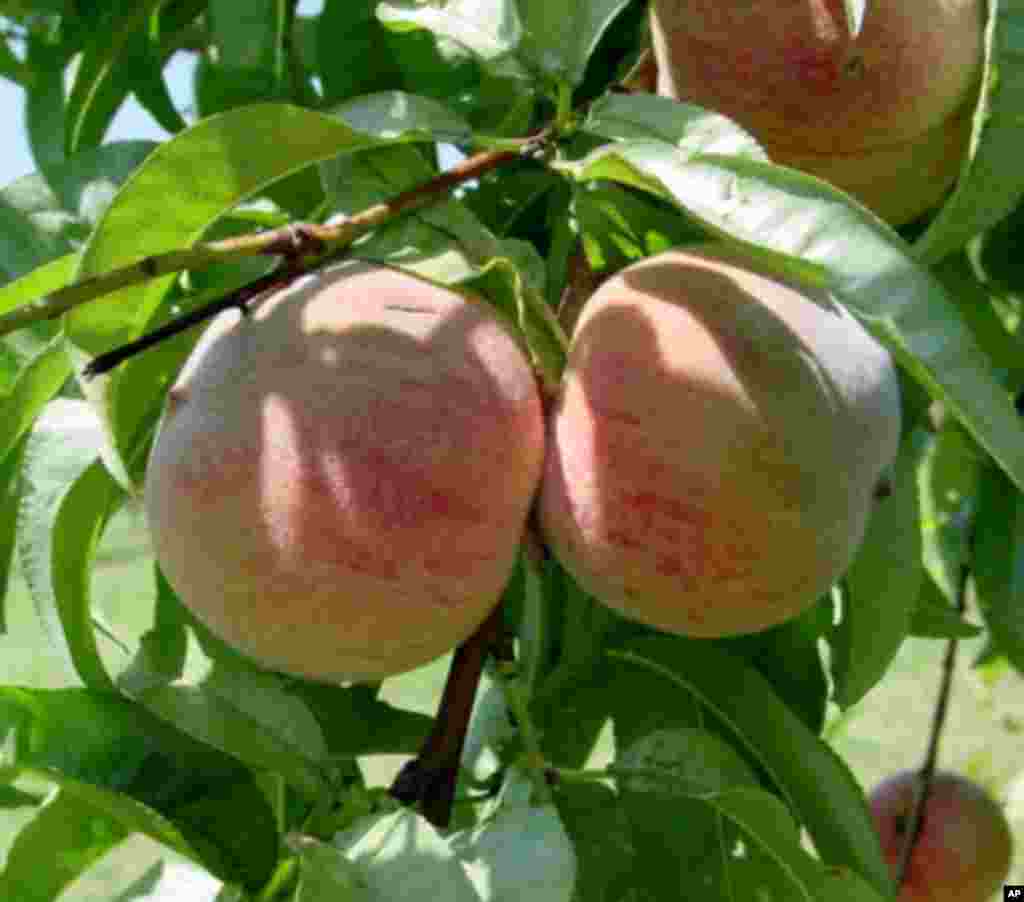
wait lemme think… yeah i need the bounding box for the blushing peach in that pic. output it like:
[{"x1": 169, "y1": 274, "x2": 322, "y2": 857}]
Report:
[
  {"x1": 539, "y1": 245, "x2": 900, "y2": 637},
  {"x1": 649, "y1": 0, "x2": 984, "y2": 224},
  {"x1": 870, "y1": 769, "x2": 1013, "y2": 901},
  {"x1": 145, "y1": 262, "x2": 545, "y2": 682}
]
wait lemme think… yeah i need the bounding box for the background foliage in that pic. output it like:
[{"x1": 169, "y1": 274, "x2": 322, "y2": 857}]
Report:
[{"x1": 0, "y1": 1, "x2": 1023, "y2": 900}]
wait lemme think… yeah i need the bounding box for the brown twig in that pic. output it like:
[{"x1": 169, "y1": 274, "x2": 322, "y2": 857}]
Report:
[
  {"x1": 895, "y1": 561, "x2": 968, "y2": 889},
  {"x1": 82, "y1": 266, "x2": 296, "y2": 378},
  {"x1": 0, "y1": 136, "x2": 549, "y2": 340},
  {"x1": 389, "y1": 602, "x2": 506, "y2": 828}
]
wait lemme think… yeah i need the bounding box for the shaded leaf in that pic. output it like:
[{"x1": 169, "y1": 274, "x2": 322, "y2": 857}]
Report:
[
  {"x1": 609, "y1": 637, "x2": 894, "y2": 897},
  {"x1": 17, "y1": 399, "x2": 123, "y2": 689},
  {"x1": 831, "y1": 429, "x2": 926, "y2": 708}
]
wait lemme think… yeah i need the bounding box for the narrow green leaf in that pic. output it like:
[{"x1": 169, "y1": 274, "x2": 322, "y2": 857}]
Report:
[
  {"x1": 0, "y1": 686, "x2": 279, "y2": 890},
  {"x1": 917, "y1": 423, "x2": 981, "y2": 601},
  {"x1": 65, "y1": 0, "x2": 165, "y2": 155},
  {"x1": 24, "y1": 34, "x2": 66, "y2": 171},
  {"x1": 517, "y1": 0, "x2": 632, "y2": 86},
  {"x1": 0, "y1": 435, "x2": 27, "y2": 632},
  {"x1": 552, "y1": 781, "x2": 634, "y2": 902},
  {"x1": 137, "y1": 667, "x2": 329, "y2": 803},
  {"x1": 972, "y1": 460, "x2": 1024, "y2": 671},
  {"x1": 583, "y1": 94, "x2": 766, "y2": 157},
  {"x1": 915, "y1": 0, "x2": 1024, "y2": 262},
  {"x1": 68, "y1": 99, "x2": 467, "y2": 353},
  {"x1": 0, "y1": 787, "x2": 129, "y2": 902},
  {"x1": 613, "y1": 726, "x2": 768, "y2": 899},
  {"x1": 0, "y1": 332, "x2": 71, "y2": 465},
  {"x1": 909, "y1": 572, "x2": 983, "y2": 639},
  {"x1": 17, "y1": 399, "x2": 123, "y2": 690},
  {"x1": 831, "y1": 430, "x2": 926, "y2": 708},
  {"x1": 292, "y1": 836, "x2": 366, "y2": 902},
  {"x1": 609, "y1": 637, "x2": 895, "y2": 897}
]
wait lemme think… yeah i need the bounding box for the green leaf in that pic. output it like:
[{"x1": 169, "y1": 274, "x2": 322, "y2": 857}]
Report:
[
  {"x1": 289, "y1": 682, "x2": 433, "y2": 758},
  {"x1": 0, "y1": 435, "x2": 27, "y2": 632},
  {"x1": 0, "y1": 787, "x2": 129, "y2": 902},
  {"x1": 0, "y1": 330, "x2": 71, "y2": 465},
  {"x1": 569, "y1": 143, "x2": 1024, "y2": 493},
  {"x1": 66, "y1": 99, "x2": 458, "y2": 485},
  {"x1": 609, "y1": 637, "x2": 895, "y2": 898},
  {"x1": 112, "y1": 859, "x2": 225, "y2": 902},
  {"x1": 0, "y1": 140, "x2": 155, "y2": 282},
  {"x1": 0, "y1": 686, "x2": 279, "y2": 890},
  {"x1": 332, "y1": 809, "x2": 480, "y2": 901},
  {"x1": 0, "y1": 34, "x2": 27, "y2": 84},
  {"x1": 292, "y1": 836, "x2": 367, "y2": 902},
  {"x1": 516, "y1": 0, "x2": 632, "y2": 86},
  {"x1": 908, "y1": 572, "x2": 983, "y2": 639},
  {"x1": 917, "y1": 422, "x2": 981, "y2": 601},
  {"x1": 378, "y1": 0, "x2": 528, "y2": 80},
  {"x1": 613, "y1": 726, "x2": 766, "y2": 899},
  {"x1": 318, "y1": 1, "x2": 481, "y2": 110},
  {"x1": 718, "y1": 605, "x2": 831, "y2": 734},
  {"x1": 209, "y1": 0, "x2": 287, "y2": 76},
  {"x1": 115, "y1": 566, "x2": 188, "y2": 696},
  {"x1": 831, "y1": 429, "x2": 926, "y2": 708},
  {"x1": 17, "y1": 399, "x2": 124, "y2": 689},
  {"x1": 914, "y1": 0, "x2": 1024, "y2": 262},
  {"x1": 972, "y1": 459, "x2": 1024, "y2": 671},
  {"x1": 710, "y1": 787, "x2": 887, "y2": 902},
  {"x1": 931, "y1": 251, "x2": 1024, "y2": 389},
  {"x1": 68, "y1": 100, "x2": 466, "y2": 354},
  {"x1": 552, "y1": 781, "x2": 634, "y2": 902},
  {"x1": 64, "y1": 0, "x2": 165, "y2": 155},
  {"x1": 583, "y1": 94, "x2": 766, "y2": 157},
  {"x1": 24, "y1": 33, "x2": 66, "y2": 171},
  {"x1": 573, "y1": 181, "x2": 706, "y2": 274},
  {"x1": 137, "y1": 666, "x2": 329, "y2": 804},
  {"x1": 453, "y1": 771, "x2": 577, "y2": 902},
  {"x1": 334, "y1": 91, "x2": 471, "y2": 144}
]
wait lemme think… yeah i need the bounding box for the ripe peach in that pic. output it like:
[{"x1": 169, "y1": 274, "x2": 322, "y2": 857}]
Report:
[
  {"x1": 144, "y1": 262, "x2": 545, "y2": 682},
  {"x1": 870, "y1": 770, "x2": 1013, "y2": 901},
  {"x1": 539, "y1": 245, "x2": 901, "y2": 638},
  {"x1": 649, "y1": 0, "x2": 984, "y2": 224}
]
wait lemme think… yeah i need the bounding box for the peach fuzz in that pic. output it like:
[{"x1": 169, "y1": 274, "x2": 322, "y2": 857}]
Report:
[
  {"x1": 539, "y1": 245, "x2": 901, "y2": 638},
  {"x1": 649, "y1": 0, "x2": 984, "y2": 224},
  {"x1": 145, "y1": 262, "x2": 545, "y2": 682}
]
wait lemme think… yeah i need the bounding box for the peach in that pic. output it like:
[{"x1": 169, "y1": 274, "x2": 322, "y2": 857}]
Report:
[
  {"x1": 649, "y1": 0, "x2": 984, "y2": 224},
  {"x1": 870, "y1": 769, "x2": 1013, "y2": 901},
  {"x1": 539, "y1": 245, "x2": 901, "y2": 638},
  {"x1": 144, "y1": 262, "x2": 545, "y2": 682}
]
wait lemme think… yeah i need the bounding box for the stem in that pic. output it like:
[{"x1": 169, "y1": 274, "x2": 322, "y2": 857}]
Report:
[
  {"x1": 389, "y1": 602, "x2": 505, "y2": 828},
  {"x1": 256, "y1": 857, "x2": 297, "y2": 902},
  {"x1": 895, "y1": 561, "x2": 968, "y2": 890},
  {"x1": 0, "y1": 136, "x2": 549, "y2": 339},
  {"x1": 493, "y1": 662, "x2": 551, "y2": 803}
]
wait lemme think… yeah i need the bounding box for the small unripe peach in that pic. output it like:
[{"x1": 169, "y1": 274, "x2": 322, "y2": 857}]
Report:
[
  {"x1": 649, "y1": 0, "x2": 984, "y2": 224},
  {"x1": 870, "y1": 770, "x2": 1013, "y2": 901},
  {"x1": 144, "y1": 262, "x2": 545, "y2": 682},
  {"x1": 539, "y1": 245, "x2": 901, "y2": 638}
]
